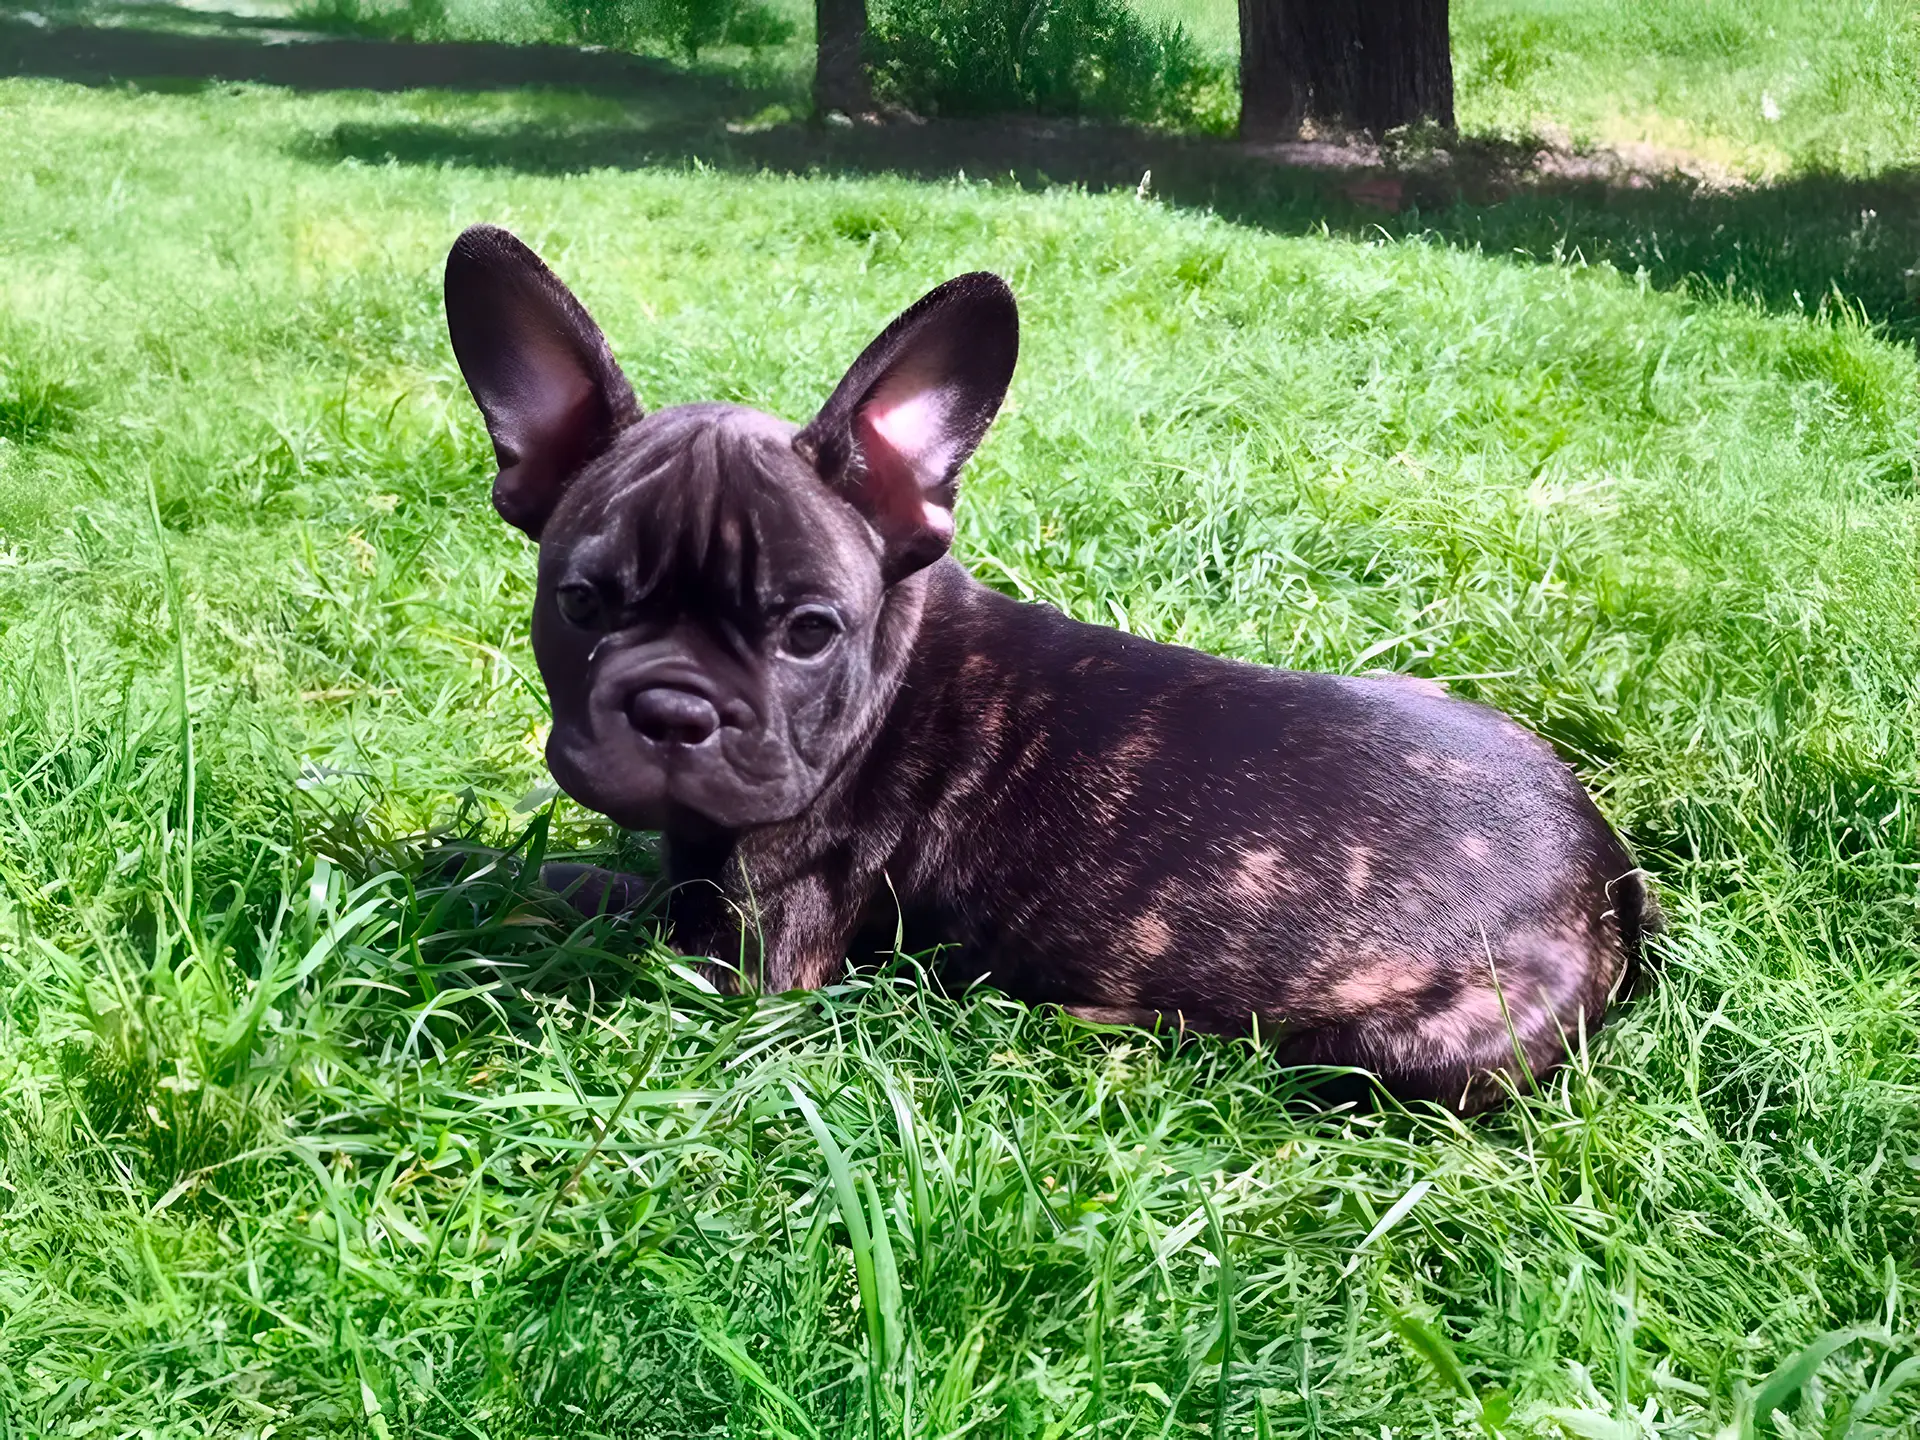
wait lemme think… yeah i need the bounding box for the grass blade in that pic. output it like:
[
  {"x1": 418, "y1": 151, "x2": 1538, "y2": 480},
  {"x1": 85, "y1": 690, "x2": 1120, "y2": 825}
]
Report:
[
  {"x1": 1747, "y1": 1326, "x2": 1881, "y2": 1437},
  {"x1": 1380, "y1": 1295, "x2": 1489, "y2": 1430},
  {"x1": 788, "y1": 1083, "x2": 886, "y2": 1436},
  {"x1": 1202, "y1": 1186, "x2": 1237, "y2": 1440},
  {"x1": 1341, "y1": 1179, "x2": 1433, "y2": 1279}
]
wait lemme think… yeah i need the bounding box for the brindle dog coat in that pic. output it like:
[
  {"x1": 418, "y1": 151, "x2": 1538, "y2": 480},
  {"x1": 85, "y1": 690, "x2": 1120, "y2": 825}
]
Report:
[{"x1": 445, "y1": 224, "x2": 1656, "y2": 1113}]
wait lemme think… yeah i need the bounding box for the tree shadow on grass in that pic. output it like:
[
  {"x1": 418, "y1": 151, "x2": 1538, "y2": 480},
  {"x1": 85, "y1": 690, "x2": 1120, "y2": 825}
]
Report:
[
  {"x1": 314, "y1": 106, "x2": 1920, "y2": 344},
  {"x1": 7, "y1": 13, "x2": 1919, "y2": 345},
  {"x1": 0, "y1": 10, "x2": 747, "y2": 105}
]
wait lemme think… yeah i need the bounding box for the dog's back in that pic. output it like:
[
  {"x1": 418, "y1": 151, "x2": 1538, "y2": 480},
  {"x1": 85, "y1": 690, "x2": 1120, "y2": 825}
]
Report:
[{"x1": 855, "y1": 561, "x2": 1649, "y2": 1111}]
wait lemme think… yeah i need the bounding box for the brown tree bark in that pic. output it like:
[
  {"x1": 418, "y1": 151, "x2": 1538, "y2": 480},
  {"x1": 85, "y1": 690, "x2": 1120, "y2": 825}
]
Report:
[
  {"x1": 1238, "y1": 0, "x2": 1454, "y2": 142},
  {"x1": 814, "y1": 0, "x2": 871, "y2": 116}
]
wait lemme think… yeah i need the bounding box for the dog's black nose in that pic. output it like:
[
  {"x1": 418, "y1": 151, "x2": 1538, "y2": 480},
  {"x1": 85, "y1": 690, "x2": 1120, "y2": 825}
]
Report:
[{"x1": 627, "y1": 687, "x2": 721, "y2": 746}]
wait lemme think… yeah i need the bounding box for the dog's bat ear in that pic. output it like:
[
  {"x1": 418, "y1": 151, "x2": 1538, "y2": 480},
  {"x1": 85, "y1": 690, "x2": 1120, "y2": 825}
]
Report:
[
  {"x1": 795, "y1": 272, "x2": 1018, "y2": 584},
  {"x1": 445, "y1": 224, "x2": 640, "y2": 538}
]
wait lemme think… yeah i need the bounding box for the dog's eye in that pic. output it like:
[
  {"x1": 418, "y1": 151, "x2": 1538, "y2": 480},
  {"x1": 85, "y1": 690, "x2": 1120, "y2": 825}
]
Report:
[
  {"x1": 782, "y1": 607, "x2": 842, "y2": 659},
  {"x1": 555, "y1": 581, "x2": 604, "y2": 631}
]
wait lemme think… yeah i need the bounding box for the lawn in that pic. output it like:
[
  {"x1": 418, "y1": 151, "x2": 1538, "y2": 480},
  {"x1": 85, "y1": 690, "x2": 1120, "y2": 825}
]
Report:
[
  {"x1": 1147, "y1": 0, "x2": 1920, "y2": 176},
  {"x1": 2, "y1": 12, "x2": 1920, "y2": 1439}
]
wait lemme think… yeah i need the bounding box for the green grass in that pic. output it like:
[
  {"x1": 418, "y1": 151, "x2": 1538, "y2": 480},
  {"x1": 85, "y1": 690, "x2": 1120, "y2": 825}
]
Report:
[
  {"x1": 1147, "y1": 0, "x2": 1920, "y2": 175},
  {"x1": 21, "y1": 0, "x2": 1918, "y2": 172},
  {"x1": 2, "y1": 54, "x2": 1920, "y2": 1440},
  {"x1": 1447, "y1": 0, "x2": 1920, "y2": 176}
]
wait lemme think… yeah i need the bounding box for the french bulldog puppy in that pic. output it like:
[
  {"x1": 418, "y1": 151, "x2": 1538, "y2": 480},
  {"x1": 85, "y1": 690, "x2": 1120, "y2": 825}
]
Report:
[{"x1": 445, "y1": 224, "x2": 1656, "y2": 1112}]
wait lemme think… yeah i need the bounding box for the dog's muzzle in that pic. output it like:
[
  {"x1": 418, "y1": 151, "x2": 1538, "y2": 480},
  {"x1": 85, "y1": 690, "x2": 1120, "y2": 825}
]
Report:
[{"x1": 626, "y1": 686, "x2": 721, "y2": 747}]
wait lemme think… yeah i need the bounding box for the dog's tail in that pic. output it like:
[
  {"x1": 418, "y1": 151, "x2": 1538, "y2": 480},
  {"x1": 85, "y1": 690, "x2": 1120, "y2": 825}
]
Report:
[{"x1": 1610, "y1": 866, "x2": 1664, "y2": 999}]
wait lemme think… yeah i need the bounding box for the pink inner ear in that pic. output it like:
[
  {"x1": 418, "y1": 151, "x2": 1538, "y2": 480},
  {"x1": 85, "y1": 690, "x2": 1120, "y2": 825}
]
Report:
[
  {"x1": 847, "y1": 365, "x2": 962, "y2": 566},
  {"x1": 862, "y1": 356, "x2": 961, "y2": 476},
  {"x1": 866, "y1": 388, "x2": 944, "y2": 467},
  {"x1": 919, "y1": 500, "x2": 955, "y2": 541},
  {"x1": 853, "y1": 402, "x2": 955, "y2": 546}
]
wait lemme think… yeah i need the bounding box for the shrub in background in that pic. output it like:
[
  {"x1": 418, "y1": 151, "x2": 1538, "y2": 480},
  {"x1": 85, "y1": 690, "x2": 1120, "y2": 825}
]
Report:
[
  {"x1": 292, "y1": 0, "x2": 450, "y2": 40},
  {"x1": 290, "y1": 0, "x2": 791, "y2": 57},
  {"x1": 543, "y1": 0, "x2": 794, "y2": 58},
  {"x1": 868, "y1": 0, "x2": 1233, "y2": 131}
]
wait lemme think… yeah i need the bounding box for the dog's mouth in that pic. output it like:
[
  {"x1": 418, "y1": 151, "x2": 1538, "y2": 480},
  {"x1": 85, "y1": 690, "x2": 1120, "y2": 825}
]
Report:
[{"x1": 547, "y1": 687, "x2": 814, "y2": 833}]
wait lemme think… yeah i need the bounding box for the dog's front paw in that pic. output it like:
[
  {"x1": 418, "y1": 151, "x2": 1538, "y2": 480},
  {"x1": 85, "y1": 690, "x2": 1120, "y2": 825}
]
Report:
[{"x1": 539, "y1": 861, "x2": 655, "y2": 918}]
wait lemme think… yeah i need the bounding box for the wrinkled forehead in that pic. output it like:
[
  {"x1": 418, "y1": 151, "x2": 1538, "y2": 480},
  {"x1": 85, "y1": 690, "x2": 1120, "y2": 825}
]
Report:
[{"x1": 548, "y1": 403, "x2": 884, "y2": 607}]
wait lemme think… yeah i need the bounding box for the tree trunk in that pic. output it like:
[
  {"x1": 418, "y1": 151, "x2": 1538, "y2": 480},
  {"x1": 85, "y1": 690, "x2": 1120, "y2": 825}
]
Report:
[
  {"x1": 1238, "y1": 0, "x2": 1453, "y2": 142},
  {"x1": 814, "y1": 0, "x2": 870, "y2": 116}
]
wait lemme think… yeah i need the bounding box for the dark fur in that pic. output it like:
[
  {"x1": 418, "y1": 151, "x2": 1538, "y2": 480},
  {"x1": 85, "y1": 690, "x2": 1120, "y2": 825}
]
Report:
[{"x1": 446, "y1": 224, "x2": 1656, "y2": 1113}]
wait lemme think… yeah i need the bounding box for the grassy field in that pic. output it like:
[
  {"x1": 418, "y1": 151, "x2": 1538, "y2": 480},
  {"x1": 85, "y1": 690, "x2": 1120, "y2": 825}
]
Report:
[
  {"x1": 1142, "y1": 0, "x2": 1920, "y2": 175},
  {"x1": 16, "y1": 0, "x2": 1919, "y2": 170},
  {"x1": 3, "y1": 8, "x2": 1920, "y2": 1437}
]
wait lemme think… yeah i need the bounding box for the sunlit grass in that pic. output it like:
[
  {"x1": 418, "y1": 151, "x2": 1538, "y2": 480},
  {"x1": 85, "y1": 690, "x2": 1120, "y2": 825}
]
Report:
[
  {"x1": 0, "y1": 72, "x2": 1917, "y2": 1437},
  {"x1": 1148, "y1": 0, "x2": 1920, "y2": 175},
  {"x1": 21, "y1": 0, "x2": 1918, "y2": 172}
]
